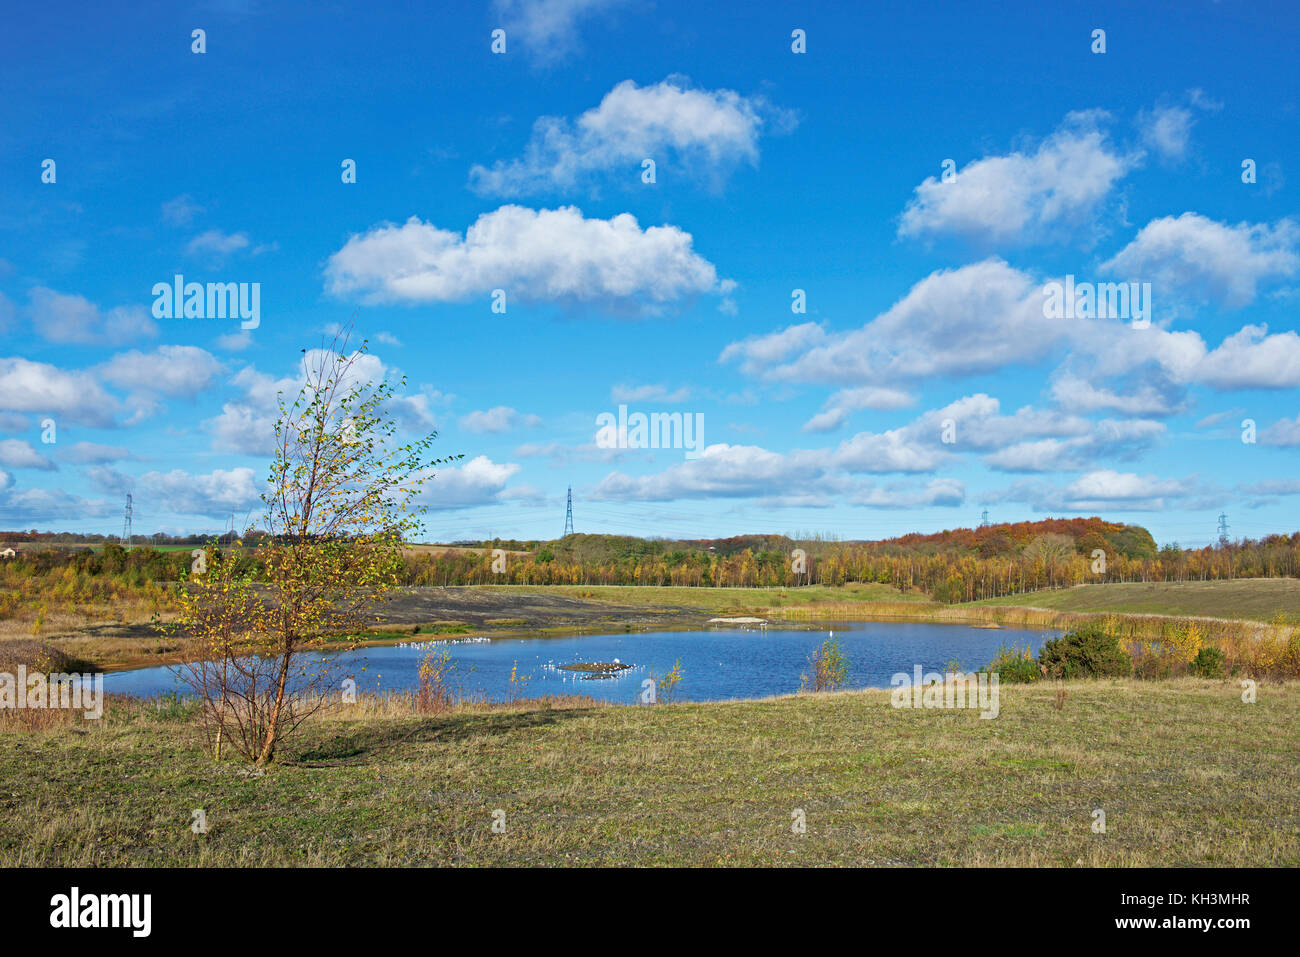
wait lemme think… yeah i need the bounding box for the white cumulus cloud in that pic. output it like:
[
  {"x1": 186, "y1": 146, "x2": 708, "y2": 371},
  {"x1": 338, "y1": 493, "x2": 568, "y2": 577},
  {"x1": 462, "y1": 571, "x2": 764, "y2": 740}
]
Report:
[
  {"x1": 0, "y1": 439, "x2": 55, "y2": 471},
  {"x1": 0, "y1": 357, "x2": 117, "y2": 427},
  {"x1": 898, "y1": 113, "x2": 1134, "y2": 246},
  {"x1": 99, "y1": 345, "x2": 223, "y2": 398},
  {"x1": 27, "y1": 287, "x2": 158, "y2": 345},
  {"x1": 419, "y1": 456, "x2": 522, "y2": 509},
  {"x1": 492, "y1": 0, "x2": 631, "y2": 63},
  {"x1": 459, "y1": 406, "x2": 543, "y2": 434},
  {"x1": 470, "y1": 78, "x2": 793, "y2": 195},
  {"x1": 1101, "y1": 213, "x2": 1300, "y2": 310},
  {"x1": 325, "y1": 205, "x2": 727, "y2": 315}
]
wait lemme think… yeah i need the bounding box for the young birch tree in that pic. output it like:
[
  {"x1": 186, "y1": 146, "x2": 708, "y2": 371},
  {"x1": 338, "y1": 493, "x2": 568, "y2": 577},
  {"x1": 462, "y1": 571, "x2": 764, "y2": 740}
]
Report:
[{"x1": 172, "y1": 331, "x2": 460, "y2": 764}]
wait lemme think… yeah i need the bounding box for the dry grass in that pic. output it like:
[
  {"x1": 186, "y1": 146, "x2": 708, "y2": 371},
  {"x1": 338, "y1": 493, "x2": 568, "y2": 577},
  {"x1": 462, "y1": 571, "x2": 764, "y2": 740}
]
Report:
[
  {"x1": 974, "y1": 578, "x2": 1300, "y2": 622},
  {"x1": 771, "y1": 598, "x2": 1300, "y2": 678},
  {"x1": 1, "y1": 678, "x2": 1295, "y2": 867},
  {"x1": 0, "y1": 567, "x2": 179, "y2": 669}
]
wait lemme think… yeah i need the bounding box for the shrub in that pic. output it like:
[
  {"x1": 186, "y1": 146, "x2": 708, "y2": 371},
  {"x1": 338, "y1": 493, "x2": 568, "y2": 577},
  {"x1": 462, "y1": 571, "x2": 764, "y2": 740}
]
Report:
[
  {"x1": 416, "y1": 649, "x2": 454, "y2": 714},
  {"x1": 657, "y1": 658, "x2": 684, "y2": 703},
  {"x1": 800, "y1": 637, "x2": 848, "y2": 692},
  {"x1": 1190, "y1": 645, "x2": 1227, "y2": 679},
  {"x1": 507, "y1": 660, "x2": 530, "y2": 701},
  {"x1": 1038, "y1": 623, "x2": 1131, "y2": 679},
  {"x1": 0, "y1": 591, "x2": 22, "y2": 620},
  {"x1": 982, "y1": 644, "x2": 1040, "y2": 683},
  {"x1": 1127, "y1": 620, "x2": 1218, "y2": 678}
]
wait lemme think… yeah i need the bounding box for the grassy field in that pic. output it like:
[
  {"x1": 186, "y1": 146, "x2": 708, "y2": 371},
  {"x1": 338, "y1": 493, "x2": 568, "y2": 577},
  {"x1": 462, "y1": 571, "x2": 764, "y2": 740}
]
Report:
[
  {"x1": 972, "y1": 579, "x2": 1300, "y2": 622},
  {"x1": 401, "y1": 544, "x2": 533, "y2": 558},
  {"x1": 498, "y1": 581, "x2": 925, "y2": 611},
  {"x1": 2, "y1": 677, "x2": 1296, "y2": 866},
  {"x1": 531, "y1": 579, "x2": 1300, "y2": 626}
]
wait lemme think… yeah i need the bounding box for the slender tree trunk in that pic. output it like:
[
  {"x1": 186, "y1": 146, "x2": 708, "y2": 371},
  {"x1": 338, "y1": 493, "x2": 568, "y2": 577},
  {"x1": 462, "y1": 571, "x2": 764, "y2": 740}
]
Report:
[{"x1": 256, "y1": 646, "x2": 294, "y2": 765}]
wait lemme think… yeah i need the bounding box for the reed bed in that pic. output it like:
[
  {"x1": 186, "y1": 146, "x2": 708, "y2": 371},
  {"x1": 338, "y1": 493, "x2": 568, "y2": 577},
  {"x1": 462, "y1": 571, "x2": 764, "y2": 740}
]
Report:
[{"x1": 767, "y1": 600, "x2": 1300, "y2": 679}]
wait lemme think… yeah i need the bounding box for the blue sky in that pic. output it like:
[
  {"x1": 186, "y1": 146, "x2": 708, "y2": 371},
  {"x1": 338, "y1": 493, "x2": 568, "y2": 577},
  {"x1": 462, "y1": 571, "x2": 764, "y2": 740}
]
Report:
[{"x1": 1, "y1": 0, "x2": 1297, "y2": 546}]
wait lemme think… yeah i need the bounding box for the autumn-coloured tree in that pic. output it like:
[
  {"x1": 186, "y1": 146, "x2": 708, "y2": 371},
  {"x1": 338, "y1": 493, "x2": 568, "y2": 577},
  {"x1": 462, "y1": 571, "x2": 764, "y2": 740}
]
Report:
[
  {"x1": 386, "y1": 527, "x2": 1300, "y2": 598},
  {"x1": 172, "y1": 330, "x2": 460, "y2": 764}
]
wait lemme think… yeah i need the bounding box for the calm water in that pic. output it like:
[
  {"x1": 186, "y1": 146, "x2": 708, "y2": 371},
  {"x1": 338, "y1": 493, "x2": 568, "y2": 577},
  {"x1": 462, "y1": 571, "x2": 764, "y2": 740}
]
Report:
[{"x1": 102, "y1": 621, "x2": 1051, "y2": 704}]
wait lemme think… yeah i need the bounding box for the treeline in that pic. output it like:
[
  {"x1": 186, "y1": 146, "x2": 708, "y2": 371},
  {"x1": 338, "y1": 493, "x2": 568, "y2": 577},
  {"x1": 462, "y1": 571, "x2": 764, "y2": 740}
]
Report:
[
  {"x1": 460, "y1": 532, "x2": 802, "y2": 564},
  {"x1": 0, "y1": 530, "x2": 249, "y2": 547},
  {"x1": 398, "y1": 520, "x2": 1298, "y2": 600},
  {"x1": 5, "y1": 520, "x2": 1300, "y2": 604},
  {"x1": 2, "y1": 542, "x2": 252, "y2": 584},
  {"x1": 403, "y1": 533, "x2": 1300, "y2": 599}
]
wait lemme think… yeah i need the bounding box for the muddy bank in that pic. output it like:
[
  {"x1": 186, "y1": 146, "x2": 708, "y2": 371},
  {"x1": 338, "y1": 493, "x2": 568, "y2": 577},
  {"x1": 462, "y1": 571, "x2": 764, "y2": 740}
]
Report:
[
  {"x1": 373, "y1": 586, "x2": 708, "y2": 632},
  {"x1": 30, "y1": 586, "x2": 716, "y2": 671}
]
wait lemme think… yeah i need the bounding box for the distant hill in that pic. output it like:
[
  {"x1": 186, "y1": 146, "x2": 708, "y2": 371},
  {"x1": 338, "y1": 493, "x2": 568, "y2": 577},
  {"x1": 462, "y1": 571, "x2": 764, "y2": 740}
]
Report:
[
  {"x1": 873, "y1": 517, "x2": 1159, "y2": 560},
  {"x1": 433, "y1": 518, "x2": 1158, "y2": 562}
]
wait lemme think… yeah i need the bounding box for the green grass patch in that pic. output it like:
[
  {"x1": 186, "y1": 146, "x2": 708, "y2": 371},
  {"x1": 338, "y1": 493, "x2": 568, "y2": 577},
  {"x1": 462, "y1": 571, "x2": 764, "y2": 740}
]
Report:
[{"x1": 2, "y1": 678, "x2": 1296, "y2": 867}]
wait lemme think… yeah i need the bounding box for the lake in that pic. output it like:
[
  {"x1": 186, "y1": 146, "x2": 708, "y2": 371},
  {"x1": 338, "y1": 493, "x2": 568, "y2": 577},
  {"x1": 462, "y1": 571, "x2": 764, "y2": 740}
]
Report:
[{"x1": 101, "y1": 621, "x2": 1052, "y2": 704}]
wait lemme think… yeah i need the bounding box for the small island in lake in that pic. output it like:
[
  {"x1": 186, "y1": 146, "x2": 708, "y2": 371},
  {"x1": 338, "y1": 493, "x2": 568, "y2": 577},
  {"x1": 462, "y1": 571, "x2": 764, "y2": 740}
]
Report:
[{"x1": 558, "y1": 661, "x2": 634, "y2": 679}]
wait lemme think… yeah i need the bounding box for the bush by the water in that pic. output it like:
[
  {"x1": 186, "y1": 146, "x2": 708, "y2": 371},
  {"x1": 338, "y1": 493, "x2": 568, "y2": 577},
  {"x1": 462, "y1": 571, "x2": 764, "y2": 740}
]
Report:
[
  {"x1": 982, "y1": 644, "x2": 1041, "y2": 683},
  {"x1": 800, "y1": 637, "x2": 848, "y2": 692},
  {"x1": 1038, "y1": 624, "x2": 1131, "y2": 679}
]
